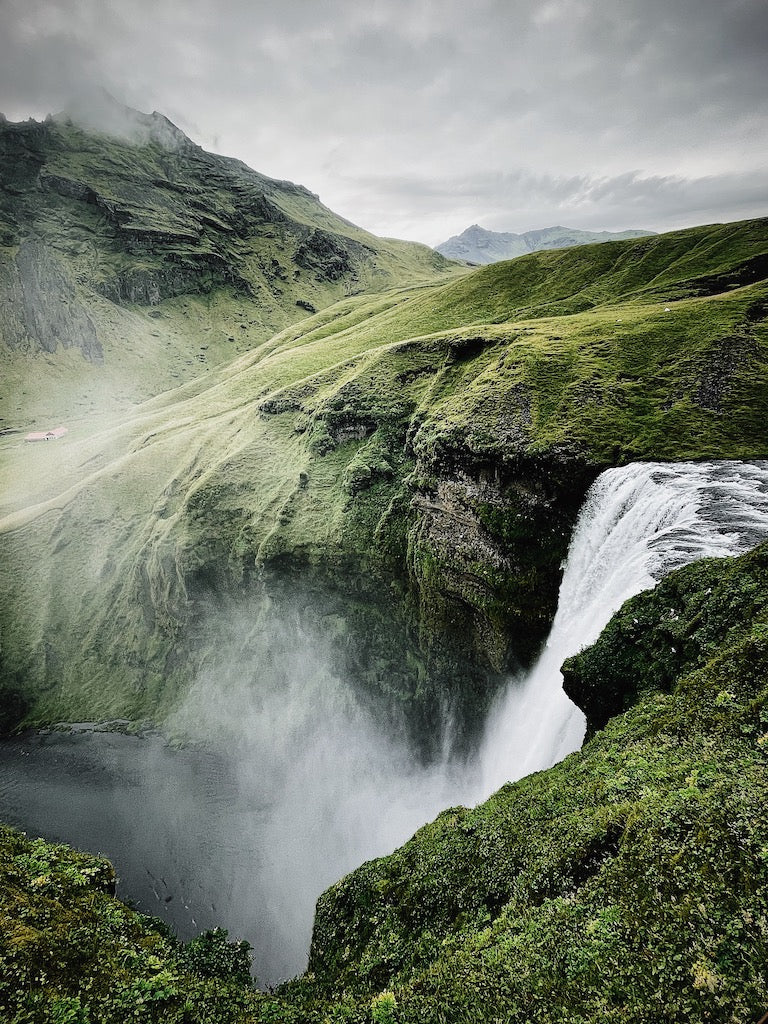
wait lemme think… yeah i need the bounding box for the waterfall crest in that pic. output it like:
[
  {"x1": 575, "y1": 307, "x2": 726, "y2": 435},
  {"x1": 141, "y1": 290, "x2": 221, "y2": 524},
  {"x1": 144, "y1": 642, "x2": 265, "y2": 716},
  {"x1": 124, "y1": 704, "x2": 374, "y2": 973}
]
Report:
[{"x1": 474, "y1": 459, "x2": 768, "y2": 799}]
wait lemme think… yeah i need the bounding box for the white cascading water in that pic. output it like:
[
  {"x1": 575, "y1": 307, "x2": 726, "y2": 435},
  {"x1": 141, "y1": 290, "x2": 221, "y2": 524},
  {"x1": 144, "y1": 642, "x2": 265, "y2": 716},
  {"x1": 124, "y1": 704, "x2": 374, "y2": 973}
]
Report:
[{"x1": 473, "y1": 459, "x2": 768, "y2": 800}]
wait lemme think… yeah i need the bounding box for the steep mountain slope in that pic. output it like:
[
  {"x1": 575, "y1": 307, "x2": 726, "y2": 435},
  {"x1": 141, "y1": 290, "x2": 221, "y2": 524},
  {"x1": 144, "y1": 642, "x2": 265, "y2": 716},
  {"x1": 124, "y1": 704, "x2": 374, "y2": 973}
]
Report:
[
  {"x1": 1, "y1": 218, "x2": 766, "y2": 743},
  {"x1": 0, "y1": 107, "x2": 456, "y2": 428},
  {"x1": 436, "y1": 222, "x2": 654, "y2": 264}
]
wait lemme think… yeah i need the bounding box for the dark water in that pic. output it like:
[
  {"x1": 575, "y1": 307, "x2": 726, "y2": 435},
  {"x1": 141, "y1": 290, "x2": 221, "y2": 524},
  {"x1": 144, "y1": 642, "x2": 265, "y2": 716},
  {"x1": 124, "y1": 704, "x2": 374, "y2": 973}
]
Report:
[
  {"x1": 0, "y1": 728, "x2": 278, "y2": 978},
  {"x1": 0, "y1": 672, "x2": 466, "y2": 989}
]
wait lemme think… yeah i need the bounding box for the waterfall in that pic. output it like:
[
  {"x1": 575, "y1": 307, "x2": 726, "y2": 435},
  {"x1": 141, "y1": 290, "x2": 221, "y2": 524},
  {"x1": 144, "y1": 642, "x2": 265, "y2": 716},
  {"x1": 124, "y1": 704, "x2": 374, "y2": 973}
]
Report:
[
  {"x1": 474, "y1": 460, "x2": 768, "y2": 799},
  {"x1": 5, "y1": 460, "x2": 768, "y2": 986}
]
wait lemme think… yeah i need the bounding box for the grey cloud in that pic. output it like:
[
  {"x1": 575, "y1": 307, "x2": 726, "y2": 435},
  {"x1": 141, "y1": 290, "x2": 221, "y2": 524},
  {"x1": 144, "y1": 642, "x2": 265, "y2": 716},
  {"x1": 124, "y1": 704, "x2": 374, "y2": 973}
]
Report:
[
  {"x1": 337, "y1": 167, "x2": 768, "y2": 245},
  {"x1": 0, "y1": 0, "x2": 765, "y2": 243}
]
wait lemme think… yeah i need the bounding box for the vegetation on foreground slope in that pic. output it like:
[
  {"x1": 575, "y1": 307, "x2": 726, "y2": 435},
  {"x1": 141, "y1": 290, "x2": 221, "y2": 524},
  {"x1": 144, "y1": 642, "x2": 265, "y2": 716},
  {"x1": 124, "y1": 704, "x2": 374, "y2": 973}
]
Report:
[
  {"x1": 1, "y1": 216, "x2": 767, "y2": 740},
  {"x1": 3, "y1": 541, "x2": 768, "y2": 1021},
  {"x1": 0, "y1": 824, "x2": 278, "y2": 1022}
]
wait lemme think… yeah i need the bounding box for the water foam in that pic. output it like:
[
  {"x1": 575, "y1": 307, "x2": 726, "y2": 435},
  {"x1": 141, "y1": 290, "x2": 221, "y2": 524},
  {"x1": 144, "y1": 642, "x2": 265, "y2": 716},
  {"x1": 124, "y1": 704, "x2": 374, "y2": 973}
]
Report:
[{"x1": 474, "y1": 460, "x2": 768, "y2": 797}]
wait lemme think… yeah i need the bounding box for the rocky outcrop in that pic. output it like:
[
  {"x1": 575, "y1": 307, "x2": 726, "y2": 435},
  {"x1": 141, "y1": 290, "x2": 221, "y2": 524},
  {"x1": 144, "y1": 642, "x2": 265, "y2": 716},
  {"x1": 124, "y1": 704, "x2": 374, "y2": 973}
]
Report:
[
  {"x1": 561, "y1": 540, "x2": 768, "y2": 734},
  {"x1": 294, "y1": 228, "x2": 368, "y2": 282},
  {"x1": 406, "y1": 453, "x2": 595, "y2": 675},
  {"x1": 695, "y1": 332, "x2": 759, "y2": 411},
  {"x1": 0, "y1": 238, "x2": 102, "y2": 361},
  {"x1": 94, "y1": 251, "x2": 254, "y2": 305},
  {"x1": 669, "y1": 252, "x2": 768, "y2": 299}
]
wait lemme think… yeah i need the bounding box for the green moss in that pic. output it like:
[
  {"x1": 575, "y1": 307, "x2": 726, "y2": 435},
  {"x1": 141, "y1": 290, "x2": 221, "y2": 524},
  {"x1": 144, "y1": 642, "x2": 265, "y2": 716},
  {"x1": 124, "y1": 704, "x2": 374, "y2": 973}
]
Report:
[
  {"x1": 0, "y1": 825, "x2": 300, "y2": 1023},
  {"x1": 562, "y1": 543, "x2": 768, "y2": 733}
]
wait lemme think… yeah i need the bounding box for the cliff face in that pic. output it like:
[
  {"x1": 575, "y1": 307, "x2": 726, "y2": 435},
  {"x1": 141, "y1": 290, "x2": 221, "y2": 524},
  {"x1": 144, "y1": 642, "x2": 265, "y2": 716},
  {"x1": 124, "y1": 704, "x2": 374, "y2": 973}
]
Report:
[
  {"x1": 0, "y1": 237, "x2": 102, "y2": 360},
  {"x1": 405, "y1": 451, "x2": 594, "y2": 675}
]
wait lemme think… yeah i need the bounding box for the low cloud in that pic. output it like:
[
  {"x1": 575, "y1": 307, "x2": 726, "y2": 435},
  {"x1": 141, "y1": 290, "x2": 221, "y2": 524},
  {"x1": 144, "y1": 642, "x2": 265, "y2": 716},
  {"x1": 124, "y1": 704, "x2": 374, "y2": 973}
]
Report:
[
  {"x1": 1, "y1": 0, "x2": 765, "y2": 248},
  {"x1": 338, "y1": 167, "x2": 768, "y2": 245}
]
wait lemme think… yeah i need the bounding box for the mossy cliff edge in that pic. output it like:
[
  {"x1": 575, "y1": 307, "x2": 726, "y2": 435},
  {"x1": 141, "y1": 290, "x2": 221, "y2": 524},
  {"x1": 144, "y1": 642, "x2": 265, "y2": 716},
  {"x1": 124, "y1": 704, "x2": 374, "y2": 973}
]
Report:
[
  {"x1": 1, "y1": 196, "x2": 767, "y2": 739},
  {"x1": 0, "y1": 824, "x2": 276, "y2": 1022},
  {"x1": 4, "y1": 542, "x2": 768, "y2": 1021}
]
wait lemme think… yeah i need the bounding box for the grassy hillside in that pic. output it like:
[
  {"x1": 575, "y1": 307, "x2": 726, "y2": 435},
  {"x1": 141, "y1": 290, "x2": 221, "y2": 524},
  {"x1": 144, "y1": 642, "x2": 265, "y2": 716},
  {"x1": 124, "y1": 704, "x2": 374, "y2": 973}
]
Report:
[
  {"x1": 3, "y1": 542, "x2": 767, "y2": 1022},
  {"x1": 1, "y1": 218, "x2": 767, "y2": 740}
]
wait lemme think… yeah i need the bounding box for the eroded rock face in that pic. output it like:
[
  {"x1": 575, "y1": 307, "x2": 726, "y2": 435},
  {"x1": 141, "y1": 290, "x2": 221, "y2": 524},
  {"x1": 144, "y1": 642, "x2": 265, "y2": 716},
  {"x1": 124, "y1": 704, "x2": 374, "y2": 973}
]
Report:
[
  {"x1": 93, "y1": 252, "x2": 253, "y2": 305},
  {"x1": 0, "y1": 113, "x2": 452, "y2": 334},
  {"x1": 406, "y1": 453, "x2": 595, "y2": 676},
  {"x1": 294, "y1": 229, "x2": 364, "y2": 282},
  {"x1": 0, "y1": 238, "x2": 102, "y2": 361}
]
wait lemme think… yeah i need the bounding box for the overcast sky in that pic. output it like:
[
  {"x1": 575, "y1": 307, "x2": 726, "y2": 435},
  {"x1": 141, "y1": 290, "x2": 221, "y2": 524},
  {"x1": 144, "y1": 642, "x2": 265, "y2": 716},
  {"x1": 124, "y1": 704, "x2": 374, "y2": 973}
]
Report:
[{"x1": 1, "y1": 0, "x2": 767, "y2": 246}]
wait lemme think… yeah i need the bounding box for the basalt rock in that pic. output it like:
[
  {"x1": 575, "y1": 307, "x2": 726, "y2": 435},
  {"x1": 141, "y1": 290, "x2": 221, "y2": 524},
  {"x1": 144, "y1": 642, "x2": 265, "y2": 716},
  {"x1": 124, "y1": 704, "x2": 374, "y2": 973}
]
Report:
[
  {"x1": 405, "y1": 450, "x2": 596, "y2": 677},
  {"x1": 0, "y1": 238, "x2": 102, "y2": 361},
  {"x1": 294, "y1": 228, "x2": 369, "y2": 283}
]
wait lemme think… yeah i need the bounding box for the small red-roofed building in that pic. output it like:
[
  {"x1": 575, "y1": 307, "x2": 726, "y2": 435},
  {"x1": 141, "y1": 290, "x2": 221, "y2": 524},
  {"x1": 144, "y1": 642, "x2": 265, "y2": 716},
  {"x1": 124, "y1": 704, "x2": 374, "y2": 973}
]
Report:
[{"x1": 24, "y1": 426, "x2": 68, "y2": 442}]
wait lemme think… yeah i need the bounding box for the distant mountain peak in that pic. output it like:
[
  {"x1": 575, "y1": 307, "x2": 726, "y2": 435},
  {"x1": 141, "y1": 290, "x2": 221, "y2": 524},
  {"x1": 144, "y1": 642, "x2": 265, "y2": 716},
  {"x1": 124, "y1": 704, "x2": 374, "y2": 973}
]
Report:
[{"x1": 436, "y1": 223, "x2": 655, "y2": 265}]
